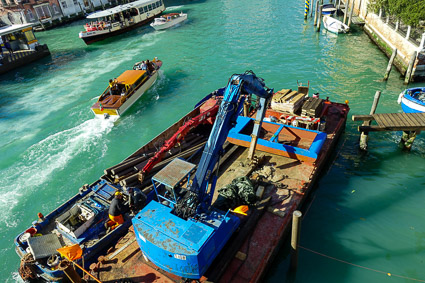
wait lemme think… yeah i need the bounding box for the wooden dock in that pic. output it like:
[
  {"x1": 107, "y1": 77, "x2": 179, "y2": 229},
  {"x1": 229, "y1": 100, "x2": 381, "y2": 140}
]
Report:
[{"x1": 353, "y1": 112, "x2": 425, "y2": 132}]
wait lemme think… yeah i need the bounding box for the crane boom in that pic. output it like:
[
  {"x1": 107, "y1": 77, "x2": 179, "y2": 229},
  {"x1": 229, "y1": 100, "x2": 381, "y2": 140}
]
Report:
[{"x1": 132, "y1": 71, "x2": 273, "y2": 279}]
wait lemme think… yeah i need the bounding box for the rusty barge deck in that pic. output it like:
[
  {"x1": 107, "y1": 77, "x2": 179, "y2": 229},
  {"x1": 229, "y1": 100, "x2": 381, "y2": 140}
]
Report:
[{"x1": 83, "y1": 99, "x2": 349, "y2": 282}]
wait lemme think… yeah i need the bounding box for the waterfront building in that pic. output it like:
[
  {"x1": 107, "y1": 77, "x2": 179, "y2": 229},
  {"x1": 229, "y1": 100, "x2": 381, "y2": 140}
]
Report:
[{"x1": 0, "y1": 0, "x2": 111, "y2": 29}]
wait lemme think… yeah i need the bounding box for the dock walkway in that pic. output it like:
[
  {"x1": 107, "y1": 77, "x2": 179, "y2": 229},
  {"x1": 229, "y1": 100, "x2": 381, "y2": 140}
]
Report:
[{"x1": 353, "y1": 112, "x2": 425, "y2": 132}]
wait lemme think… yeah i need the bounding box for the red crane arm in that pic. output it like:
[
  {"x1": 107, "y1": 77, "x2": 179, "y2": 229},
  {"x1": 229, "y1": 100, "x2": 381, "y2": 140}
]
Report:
[{"x1": 139, "y1": 102, "x2": 220, "y2": 183}]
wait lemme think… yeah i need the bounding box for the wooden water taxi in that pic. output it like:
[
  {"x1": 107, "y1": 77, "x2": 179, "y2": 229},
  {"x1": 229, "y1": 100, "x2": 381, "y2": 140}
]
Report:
[
  {"x1": 75, "y1": 74, "x2": 349, "y2": 282},
  {"x1": 150, "y1": 12, "x2": 188, "y2": 30},
  {"x1": 78, "y1": 0, "x2": 165, "y2": 45},
  {"x1": 90, "y1": 58, "x2": 162, "y2": 119}
]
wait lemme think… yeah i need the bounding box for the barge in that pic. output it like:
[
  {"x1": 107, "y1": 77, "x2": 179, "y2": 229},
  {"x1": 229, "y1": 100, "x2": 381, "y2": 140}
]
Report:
[{"x1": 80, "y1": 73, "x2": 349, "y2": 282}]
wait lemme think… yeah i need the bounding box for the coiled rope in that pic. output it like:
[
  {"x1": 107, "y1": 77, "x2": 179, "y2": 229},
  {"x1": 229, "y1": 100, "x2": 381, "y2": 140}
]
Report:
[{"x1": 19, "y1": 253, "x2": 37, "y2": 281}]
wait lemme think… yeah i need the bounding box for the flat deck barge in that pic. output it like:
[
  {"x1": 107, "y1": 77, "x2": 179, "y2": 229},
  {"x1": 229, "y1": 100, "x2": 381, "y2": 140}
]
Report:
[{"x1": 84, "y1": 93, "x2": 349, "y2": 282}]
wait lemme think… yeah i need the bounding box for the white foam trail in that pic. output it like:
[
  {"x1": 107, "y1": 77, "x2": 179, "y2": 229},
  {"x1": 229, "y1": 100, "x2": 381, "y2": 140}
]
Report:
[
  {"x1": 165, "y1": 5, "x2": 185, "y2": 11},
  {"x1": 0, "y1": 118, "x2": 115, "y2": 228},
  {"x1": 9, "y1": 272, "x2": 25, "y2": 283},
  {"x1": 0, "y1": 48, "x2": 134, "y2": 149}
]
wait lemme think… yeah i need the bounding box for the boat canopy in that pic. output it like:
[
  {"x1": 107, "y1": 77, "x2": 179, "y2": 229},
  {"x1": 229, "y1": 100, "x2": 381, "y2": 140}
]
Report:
[
  {"x1": 87, "y1": 0, "x2": 159, "y2": 19},
  {"x1": 0, "y1": 24, "x2": 34, "y2": 36},
  {"x1": 116, "y1": 70, "x2": 147, "y2": 86}
]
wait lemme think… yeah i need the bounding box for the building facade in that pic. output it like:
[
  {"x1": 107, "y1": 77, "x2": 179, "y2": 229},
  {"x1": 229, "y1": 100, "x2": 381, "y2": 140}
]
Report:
[{"x1": 0, "y1": 0, "x2": 110, "y2": 28}]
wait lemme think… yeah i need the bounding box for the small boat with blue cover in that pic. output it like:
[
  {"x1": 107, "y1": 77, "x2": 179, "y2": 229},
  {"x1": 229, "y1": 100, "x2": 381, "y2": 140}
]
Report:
[
  {"x1": 320, "y1": 3, "x2": 336, "y2": 15},
  {"x1": 398, "y1": 87, "x2": 425, "y2": 113},
  {"x1": 15, "y1": 179, "x2": 151, "y2": 281}
]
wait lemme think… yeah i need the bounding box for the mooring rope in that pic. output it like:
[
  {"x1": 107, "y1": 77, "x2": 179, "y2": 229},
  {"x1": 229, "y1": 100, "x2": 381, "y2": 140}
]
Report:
[{"x1": 299, "y1": 245, "x2": 425, "y2": 282}]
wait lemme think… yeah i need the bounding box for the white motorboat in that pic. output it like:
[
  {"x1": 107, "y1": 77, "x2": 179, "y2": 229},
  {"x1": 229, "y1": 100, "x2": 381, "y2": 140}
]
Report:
[
  {"x1": 150, "y1": 12, "x2": 187, "y2": 30},
  {"x1": 323, "y1": 15, "x2": 349, "y2": 34}
]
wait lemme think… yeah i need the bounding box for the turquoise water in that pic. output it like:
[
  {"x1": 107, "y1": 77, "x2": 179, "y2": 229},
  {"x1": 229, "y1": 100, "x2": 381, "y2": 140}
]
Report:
[{"x1": 1, "y1": 0, "x2": 425, "y2": 282}]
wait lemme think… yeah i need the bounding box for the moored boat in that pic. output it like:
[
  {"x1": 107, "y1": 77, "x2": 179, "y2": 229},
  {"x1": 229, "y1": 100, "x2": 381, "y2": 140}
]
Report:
[
  {"x1": 397, "y1": 87, "x2": 425, "y2": 113},
  {"x1": 78, "y1": 0, "x2": 165, "y2": 45},
  {"x1": 150, "y1": 12, "x2": 188, "y2": 30},
  {"x1": 83, "y1": 73, "x2": 350, "y2": 282},
  {"x1": 90, "y1": 57, "x2": 162, "y2": 119},
  {"x1": 323, "y1": 15, "x2": 349, "y2": 34},
  {"x1": 0, "y1": 24, "x2": 50, "y2": 75},
  {"x1": 320, "y1": 3, "x2": 337, "y2": 15}
]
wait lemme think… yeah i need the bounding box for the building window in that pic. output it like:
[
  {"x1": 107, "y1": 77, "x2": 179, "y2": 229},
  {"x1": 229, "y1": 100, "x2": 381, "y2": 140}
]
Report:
[
  {"x1": 34, "y1": 5, "x2": 52, "y2": 19},
  {"x1": 52, "y1": 3, "x2": 61, "y2": 14},
  {"x1": 7, "y1": 12, "x2": 16, "y2": 24},
  {"x1": 73, "y1": 0, "x2": 77, "y2": 5},
  {"x1": 26, "y1": 9, "x2": 35, "y2": 21},
  {"x1": 61, "y1": 1, "x2": 67, "y2": 8}
]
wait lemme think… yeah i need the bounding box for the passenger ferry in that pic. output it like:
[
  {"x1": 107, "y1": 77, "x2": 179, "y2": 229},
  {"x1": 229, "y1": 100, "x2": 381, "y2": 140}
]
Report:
[
  {"x1": 79, "y1": 0, "x2": 165, "y2": 45},
  {"x1": 91, "y1": 57, "x2": 162, "y2": 119},
  {"x1": 0, "y1": 24, "x2": 50, "y2": 75}
]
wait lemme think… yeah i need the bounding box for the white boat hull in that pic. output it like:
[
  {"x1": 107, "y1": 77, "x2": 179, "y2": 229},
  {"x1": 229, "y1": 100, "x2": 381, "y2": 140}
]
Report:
[
  {"x1": 323, "y1": 15, "x2": 349, "y2": 34},
  {"x1": 150, "y1": 14, "x2": 187, "y2": 30}
]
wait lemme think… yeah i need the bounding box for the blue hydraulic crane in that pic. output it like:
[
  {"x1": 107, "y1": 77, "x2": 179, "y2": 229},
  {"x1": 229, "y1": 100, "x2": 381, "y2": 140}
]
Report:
[{"x1": 132, "y1": 71, "x2": 273, "y2": 279}]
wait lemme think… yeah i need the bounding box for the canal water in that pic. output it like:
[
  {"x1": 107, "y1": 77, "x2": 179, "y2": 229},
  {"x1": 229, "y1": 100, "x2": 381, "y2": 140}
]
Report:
[{"x1": 1, "y1": 0, "x2": 425, "y2": 282}]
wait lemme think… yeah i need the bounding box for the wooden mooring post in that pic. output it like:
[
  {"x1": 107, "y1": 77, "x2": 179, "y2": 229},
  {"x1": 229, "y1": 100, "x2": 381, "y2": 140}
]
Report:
[
  {"x1": 310, "y1": 0, "x2": 315, "y2": 17},
  {"x1": 383, "y1": 48, "x2": 397, "y2": 81},
  {"x1": 404, "y1": 51, "x2": 417, "y2": 85},
  {"x1": 343, "y1": 0, "x2": 348, "y2": 24},
  {"x1": 313, "y1": 0, "x2": 319, "y2": 26},
  {"x1": 290, "y1": 210, "x2": 302, "y2": 272},
  {"x1": 359, "y1": 91, "x2": 381, "y2": 151},
  {"x1": 316, "y1": 5, "x2": 323, "y2": 31},
  {"x1": 347, "y1": 0, "x2": 355, "y2": 27},
  {"x1": 304, "y1": 0, "x2": 310, "y2": 19}
]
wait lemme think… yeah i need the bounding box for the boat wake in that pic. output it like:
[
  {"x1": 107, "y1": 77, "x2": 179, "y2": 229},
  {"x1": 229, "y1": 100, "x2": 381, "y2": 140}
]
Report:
[
  {"x1": 0, "y1": 118, "x2": 115, "y2": 228},
  {"x1": 165, "y1": 5, "x2": 185, "y2": 12}
]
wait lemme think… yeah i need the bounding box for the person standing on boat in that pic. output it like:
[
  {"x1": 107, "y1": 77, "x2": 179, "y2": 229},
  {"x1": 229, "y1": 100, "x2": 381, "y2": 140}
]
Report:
[
  {"x1": 107, "y1": 191, "x2": 127, "y2": 230},
  {"x1": 126, "y1": 187, "x2": 146, "y2": 214}
]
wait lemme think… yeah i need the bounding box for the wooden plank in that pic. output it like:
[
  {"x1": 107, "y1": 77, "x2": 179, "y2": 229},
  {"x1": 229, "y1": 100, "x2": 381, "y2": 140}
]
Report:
[
  {"x1": 410, "y1": 113, "x2": 425, "y2": 126},
  {"x1": 385, "y1": 113, "x2": 400, "y2": 127},
  {"x1": 402, "y1": 113, "x2": 418, "y2": 127},
  {"x1": 414, "y1": 113, "x2": 425, "y2": 124},
  {"x1": 352, "y1": 115, "x2": 374, "y2": 122},
  {"x1": 381, "y1": 114, "x2": 396, "y2": 127},
  {"x1": 389, "y1": 113, "x2": 404, "y2": 127},
  {"x1": 373, "y1": 114, "x2": 390, "y2": 127},
  {"x1": 282, "y1": 91, "x2": 298, "y2": 102}
]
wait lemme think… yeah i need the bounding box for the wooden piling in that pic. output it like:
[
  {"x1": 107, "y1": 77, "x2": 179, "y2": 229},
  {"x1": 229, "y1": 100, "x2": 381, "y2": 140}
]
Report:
[
  {"x1": 404, "y1": 51, "x2": 417, "y2": 85},
  {"x1": 383, "y1": 48, "x2": 397, "y2": 81},
  {"x1": 399, "y1": 131, "x2": 419, "y2": 150},
  {"x1": 347, "y1": 0, "x2": 355, "y2": 27},
  {"x1": 290, "y1": 210, "x2": 302, "y2": 272},
  {"x1": 316, "y1": 5, "x2": 322, "y2": 31},
  {"x1": 359, "y1": 91, "x2": 381, "y2": 151},
  {"x1": 310, "y1": 0, "x2": 315, "y2": 17},
  {"x1": 313, "y1": 0, "x2": 319, "y2": 26},
  {"x1": 343, "y1": 0, "x2": 348, "y2": 24}
]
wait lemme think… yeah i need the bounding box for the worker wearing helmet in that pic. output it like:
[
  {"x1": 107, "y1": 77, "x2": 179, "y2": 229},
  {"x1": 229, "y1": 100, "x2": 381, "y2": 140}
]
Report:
[{"x1": 107, "y1": 191, "x2": 126, "y2": 230}]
